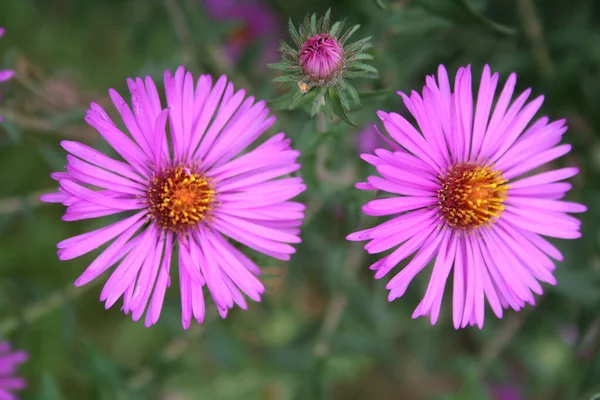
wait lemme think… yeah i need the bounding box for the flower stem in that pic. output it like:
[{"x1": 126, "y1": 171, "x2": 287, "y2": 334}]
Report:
[
  {"x1": 517, "y1": 0, "x2": 555, "y2": 79},
  {"x1": 0, "y1": 281, "x2": 98, "y2": 336}
]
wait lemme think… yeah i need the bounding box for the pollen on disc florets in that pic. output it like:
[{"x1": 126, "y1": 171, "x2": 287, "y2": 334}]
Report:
[
  {"x1": 147, "y1": 165, "x2": 216, "y2": 232},
  {"x1": 437, "y1": 162, "x2": 508, "y2": 230},
  {"x1": 299, "y1": 33, "x2": 344, "y2": 84}
]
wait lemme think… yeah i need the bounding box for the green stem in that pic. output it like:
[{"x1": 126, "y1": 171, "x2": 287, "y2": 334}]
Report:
[{"x1": 0, "y1": 281, "x2": 98, "y2": 336}]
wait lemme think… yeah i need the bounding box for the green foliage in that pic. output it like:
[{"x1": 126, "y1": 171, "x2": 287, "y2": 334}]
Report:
[{"x1": 0, "y1": 0, "x2": 599, "y2": 399}]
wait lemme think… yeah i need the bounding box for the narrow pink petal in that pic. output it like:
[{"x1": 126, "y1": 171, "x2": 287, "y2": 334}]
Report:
[
  {"x1": 362, "y1": 197, "x2": 437, "y2": 216},
  {"x1": 470, "y1": 65, "x2": 498, "y2": 158},
  {"x1": 387, "y1": 227, "x2": 446, "y2": 299},
  {"x1": 57, "y1": 211, "x2": 146, "y2": 260},
  {"x1": 145, "y1": 232, "x2": 173, "y2": 327},
  {"x1": 509, "y1": 168, "x2": 579, "y2": 189},
  {"x1": 376, "y1": 224, "x2": 437, "y2": 279},
  {"x1": 452, "y1": 237, "x2": 466, "y2": 329}
]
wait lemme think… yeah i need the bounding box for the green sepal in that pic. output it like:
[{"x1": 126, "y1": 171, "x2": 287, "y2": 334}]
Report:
[
  {"x1": 267, "y1": 62, "x2": 299, "y2": 72},
  {"x1": 348, "y1": 62, "x2": 379, "y2": 75},
  {"x1": 287, "y1": 18, "x2": 303, "y2": 47},
  {"x1": 271, "y1": 75, "x2": 303, "y2": 83},
  {"x1": 339, "y1": 24, "x2": 361, "y2": 45}
]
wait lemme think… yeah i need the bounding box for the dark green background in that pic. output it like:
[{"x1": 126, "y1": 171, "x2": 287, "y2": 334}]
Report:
[{"x1": 0, "y1": 0, "x2": 599, "y2": 399}]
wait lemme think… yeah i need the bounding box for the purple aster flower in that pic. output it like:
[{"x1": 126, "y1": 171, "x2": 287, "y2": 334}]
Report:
[
  {"x1": 356, "y1": 123, "x2": 396, "y2": 154},
  {"x1": 203, "y1": 0, "x2": 281, "y2": 66},
  {"x1": 41, "y1": 67, "x2": 306, "y2": 328},
  {"x1": 0, "y1": 27, "x2": 15, "y2": 123},
  {"x1": 490, "y1": 384, "x2": 521, "y2": 400},
  {"x1": 348, "y1": 64, "x2": 586, "y2": 328},
  {"x1": 0, "y1": 342, "x2": 28, "y2": 398}
]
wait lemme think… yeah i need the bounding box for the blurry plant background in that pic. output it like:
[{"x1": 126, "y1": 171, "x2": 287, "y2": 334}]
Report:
[{"x1": 0, "y1": 0, "x2": 599, "y2": 399}]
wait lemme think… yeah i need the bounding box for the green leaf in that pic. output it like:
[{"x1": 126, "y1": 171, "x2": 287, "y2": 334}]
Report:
[
  {"x1": 310, "y1": 13, "x2": 317, "y2": 35},
  {"x1": 419, "y1": 0, "x2": 516, "y2": 36},
  {"x1": 1, "y1": 120, "x2": 21, "y2": 144},
  {"x1": 375, "y1": 0, "x2": 387, "y2": 10},
  {"x1": 328, "y1": 87, "x2": 357, "y2": 127},
  {"x1": 451, "y1": 0, "x2": 516, "y2": 35},
  {"x1": 358, "y1": 88, "x2": 393, "y2": 100},
  {"x1": 552, "y1": 268, "x2": 600, "y2": 306},
  {"x1": 266, "y1": 92, "x2": 295, "y2": 110},
  {"x1": 38, "y1": 373, "x2": 63, "y2": 400}
]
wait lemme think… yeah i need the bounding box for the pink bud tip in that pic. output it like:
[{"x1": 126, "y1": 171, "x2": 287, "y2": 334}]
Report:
[{"x1": 299, "y1": 33, "x2": 344, "y2": 82}]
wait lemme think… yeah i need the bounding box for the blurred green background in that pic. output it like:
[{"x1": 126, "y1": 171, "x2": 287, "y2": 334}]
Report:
[{"x1": 0, "y1": 0, "x2": 599, "y2": 399}]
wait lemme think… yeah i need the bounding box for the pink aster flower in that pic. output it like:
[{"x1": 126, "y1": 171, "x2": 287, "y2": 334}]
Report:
[
  {"x1": 0, "y1": 27, "x2": 15, "y2": 123},
  {"x1": 42, "y1": 67, "x2": 306, "y2": 328},
  {"x1": 0, "y1": 342, "x2": 28, "y2": 398},
  {"x1": 348, "y1": 64, "x2": 586, "y2": 328}
]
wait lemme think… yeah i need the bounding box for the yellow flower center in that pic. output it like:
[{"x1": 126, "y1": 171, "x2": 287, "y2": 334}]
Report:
[
  {"x1": 147, "y1": 166, "x2": 215, "y2": 232},
  {"x1": 437, "y1": 162, "x2": 508, "y2": 230}
]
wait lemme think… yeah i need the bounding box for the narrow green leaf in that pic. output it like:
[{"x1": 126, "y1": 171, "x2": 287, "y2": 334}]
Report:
[
  {"x1": 310, "y1": 13, "x2": 317, "y2": 35},
  {"x1": 38, "y1": 373, "x2": 63, "y2": 400},
  {"x1": 266, "y1": 91, "x2": 295, "y2": 110},
  {"x1": 375, "y1": 0, "x2": 387, "y2": 10},
  {"x1": 358, "y1": 88, "x2": 393, "y2": 100},
  {"x1": 329, "y1": 87, "x2": 357, "y2": 127},
  {"x1": 1, "y1": 120, "x2": 21, "y2": 144},
  {"x1": 453, "y1": 0, "x2": 516, "y2": 35}
]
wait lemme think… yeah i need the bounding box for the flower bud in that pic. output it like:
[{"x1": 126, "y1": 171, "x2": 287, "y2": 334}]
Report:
[
  {"x1": 299, "y1": 33, "x2": 344, "y2": 83},
  {"x1": 268, "y1": 9, "x2": 378, "y2": 123}
]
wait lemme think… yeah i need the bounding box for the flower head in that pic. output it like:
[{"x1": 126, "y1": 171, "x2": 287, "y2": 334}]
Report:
[
  {"x1": 356, "y1": 122, "x2": 394, "y2": 154},
  {"x1": 269, "y1": 9, "x2": 377, "y2": 119},
  {"x1": 0, "y1": 27, "x2": 15, "y2": 123},
  {"x1": 0, "y1": 342, "x2": 28, "y2": 397},
  {"x1": 203, "y1": 0, "x2": 281, "y2": 66},
  {"x1": 348, "y1": 64, "x2": 586, "y2": 329},
  {"x1": 42, "y1": 67, "x2": 306, "y2": 328}
]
